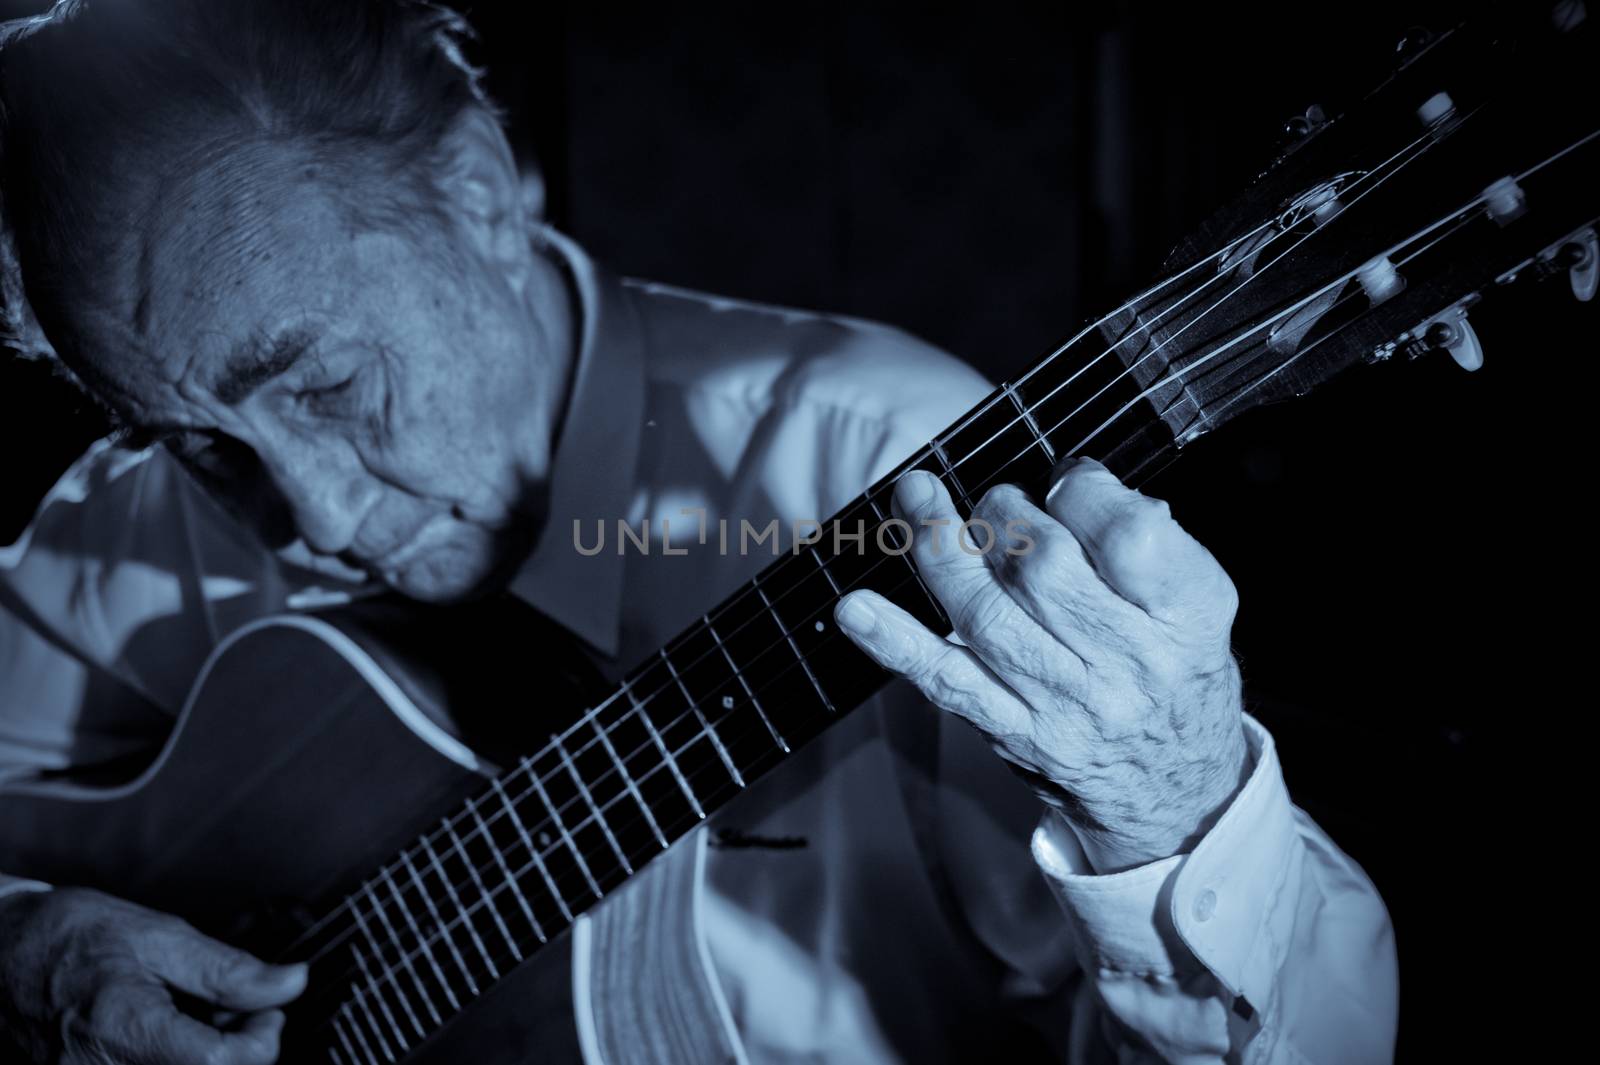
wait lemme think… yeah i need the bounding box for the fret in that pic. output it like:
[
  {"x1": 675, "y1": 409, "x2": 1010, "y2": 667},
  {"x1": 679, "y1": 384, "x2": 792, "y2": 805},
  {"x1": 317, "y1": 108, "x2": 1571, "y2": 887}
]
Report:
[
  {"x1": 710, "y1": 587, "x2": 829, "y2": 748},
  {"x1": 1012, "y1": 339, "x2": 1149, "y2": 472},
  {"x1": 466, "y1": 798, "x2": 547, "y2": 944},
  {"x1": 337, "y1": 1006, "x2": 380, "y2": 1065},
  {"x1": 865, "y1": 490, "x2": 949, "y2": 632},
  {"x1": 659, "y1": 648, "x2": 745, "y2": 787},
  {"x1": 928, "y1": 437, "x2": 975, "y2": 510},
  {"x1": 528, "y1": 765, "x2": 605, "y2": 900},
  {"x1": 347, "y1": 939, "x2": 409, "y2": 1055},
  {"x1": 758, "y1": 549, "x2": 846, "y2": 661},
  {"x1": 417, "y1": 835, "x2": 500, "y2": 981},
  {"x1": 605, "y1": 698, "x2": 702, "y2": 834},
  {"x1": 377, "y1": 866, "x2": 457, "y2": 1015},
  {"x1": 1005, "y1": 381, "x2": 1057, "y2": 464},
  {"x1": 555, "y1": 734, "x2": 634, "y2": 874},
  {"x1": 490, "y1": 775, "x2": 574, "y2": 922},
  {"x1": 347, "y1": 973, "x2": 397, "y2": 1063},
  {"x1": 707, "y1": 616, "x2": 787, "y2": 753},
  {"x1": 928, "y1": 397, "x2": 1051, "y2": 509},
  {"x1": 810, "y1": 547, "x2": 842, "y2": 596},
  {"x1": 443, "y1": 820, "x2": 522, "y2": 963},
  {"x1": 287, "y1": 271, "x2": 1212, "y2": 1054},
  {"x1": 331, "y1": 1026, "x2": 359, "y2": 1065},
  {"x1": 652, "y1": 627, "x2": 783, "y2": 777},
  {"x1": 589, "y1": 713, "x2": 669, "y2": 848},
  {"x1": 626, "y1": 683, "x2": 705, "y2": 819},
  {"x1": 399, "y1": 852, "x2": 480, "y2": 997},
  {"x1": 802, "y1": 498, "x2": 870, "y2": 593},
  {"x1": 753, "y1": 576, "x2": 833, "y2": 712},
  {"x1": 355, "y1": 883, "x2": 432, "y2": 1035},
  {"x1": 725, "y1": 494, "x2": 899, "y2": 713},
  {"x1": 535, "y1": 725, "x2": 658, "y2": 872}
]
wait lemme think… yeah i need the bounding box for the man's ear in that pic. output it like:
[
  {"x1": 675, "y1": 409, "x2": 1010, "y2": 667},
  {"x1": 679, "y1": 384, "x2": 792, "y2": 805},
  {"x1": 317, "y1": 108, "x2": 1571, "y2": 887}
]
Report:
[{"x1": 434, "y1": 107, "x2": 532, "y2": 285}]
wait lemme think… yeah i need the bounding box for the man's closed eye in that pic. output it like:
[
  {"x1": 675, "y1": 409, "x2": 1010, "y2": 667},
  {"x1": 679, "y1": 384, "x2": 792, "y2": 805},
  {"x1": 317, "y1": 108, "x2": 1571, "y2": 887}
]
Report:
[{"x1": 296, "y1": 374, "x2": 359, "y2": 417}]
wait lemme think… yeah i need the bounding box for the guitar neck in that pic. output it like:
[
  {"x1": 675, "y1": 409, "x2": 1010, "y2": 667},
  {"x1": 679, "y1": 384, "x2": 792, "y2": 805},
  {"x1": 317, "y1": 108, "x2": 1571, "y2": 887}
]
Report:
[
  {"x1": 295, "y1": 311, "x2": 1184, "y2": 1054},
  {"x1": 273, "y1": 11, "x2": 1600, "y2": 1051}
]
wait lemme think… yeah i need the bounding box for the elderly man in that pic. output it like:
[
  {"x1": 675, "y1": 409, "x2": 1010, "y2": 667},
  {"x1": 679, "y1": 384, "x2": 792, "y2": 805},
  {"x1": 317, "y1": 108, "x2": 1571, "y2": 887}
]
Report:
[{"x1": 0, "y1": 2, "x2": 1396, "y2": 1063}]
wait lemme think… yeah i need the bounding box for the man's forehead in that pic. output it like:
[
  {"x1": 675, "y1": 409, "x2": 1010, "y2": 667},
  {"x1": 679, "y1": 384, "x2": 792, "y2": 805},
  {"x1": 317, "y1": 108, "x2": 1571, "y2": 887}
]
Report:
[
  {"x1": 141, "y1": 150, "x2": 347, "y2": 320},
  {"x1": 125, "y1": 148, "x2": 362, "y2": 397}
]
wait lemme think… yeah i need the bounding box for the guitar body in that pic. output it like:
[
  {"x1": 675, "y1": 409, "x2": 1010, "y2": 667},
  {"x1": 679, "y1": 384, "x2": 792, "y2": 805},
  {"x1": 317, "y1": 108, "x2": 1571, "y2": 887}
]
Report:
[{"x1": 0, "y1": 603, "x2": 588, "y2": 1063}]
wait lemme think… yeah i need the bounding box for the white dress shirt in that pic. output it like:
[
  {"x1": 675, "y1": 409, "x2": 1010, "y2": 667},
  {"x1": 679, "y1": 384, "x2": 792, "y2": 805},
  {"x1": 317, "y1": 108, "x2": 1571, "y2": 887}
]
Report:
[{"x1": 0, "y1": 227, "x2": 1397, "y2": 1063}]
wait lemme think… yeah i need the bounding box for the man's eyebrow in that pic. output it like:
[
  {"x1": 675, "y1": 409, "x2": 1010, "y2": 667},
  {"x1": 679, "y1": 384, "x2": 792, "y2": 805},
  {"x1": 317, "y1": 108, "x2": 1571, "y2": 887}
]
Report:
[{"x1": 214, "y1": 329, "x2": 317, "y2": 405}]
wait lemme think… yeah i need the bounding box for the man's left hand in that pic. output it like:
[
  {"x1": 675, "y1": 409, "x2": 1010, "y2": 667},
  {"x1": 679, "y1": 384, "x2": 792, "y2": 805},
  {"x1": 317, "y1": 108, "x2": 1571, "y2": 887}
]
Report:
[{"x1": 834, "y1": 459, "x2": 1250, "y2": 873}]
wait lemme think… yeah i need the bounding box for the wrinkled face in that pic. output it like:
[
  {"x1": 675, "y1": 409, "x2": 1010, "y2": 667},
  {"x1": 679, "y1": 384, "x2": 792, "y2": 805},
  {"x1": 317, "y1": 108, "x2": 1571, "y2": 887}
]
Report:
[{"x1": 84, "y1": 143, "x2": 573, "y2": 602}]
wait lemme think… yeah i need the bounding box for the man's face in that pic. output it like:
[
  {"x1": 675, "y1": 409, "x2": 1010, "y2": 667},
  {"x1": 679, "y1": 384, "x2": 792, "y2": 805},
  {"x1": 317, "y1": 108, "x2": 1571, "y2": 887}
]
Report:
[{"x1": 86, "y1": 144, "x2": 571, "y2": 601}]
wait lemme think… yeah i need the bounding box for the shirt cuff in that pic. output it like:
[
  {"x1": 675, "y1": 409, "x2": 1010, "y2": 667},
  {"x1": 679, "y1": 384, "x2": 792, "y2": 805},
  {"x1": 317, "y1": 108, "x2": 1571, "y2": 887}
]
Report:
[{"x1": 1030, "y1": 713, "x2": 1301, "y2": 1011}]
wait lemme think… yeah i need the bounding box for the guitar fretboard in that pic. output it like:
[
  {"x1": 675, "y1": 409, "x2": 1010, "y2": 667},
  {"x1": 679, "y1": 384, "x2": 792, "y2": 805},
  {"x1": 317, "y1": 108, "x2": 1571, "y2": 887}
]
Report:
[{"x1": 298, "y1": 313, "x2": 1183, "y2": 1063}]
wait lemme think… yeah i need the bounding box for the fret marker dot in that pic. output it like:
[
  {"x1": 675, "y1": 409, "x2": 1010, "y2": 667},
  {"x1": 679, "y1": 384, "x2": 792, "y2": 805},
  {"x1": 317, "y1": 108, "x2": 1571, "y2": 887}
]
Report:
[
  {"x1": 722, "y1": 695, "x2": 735, "y2": 709},
  {"x1": 538, "y1": 832, "x2": 552, "y2": 848},
  {"x1": 815, "y1": 620, "x2": 825, "y2": 631}
]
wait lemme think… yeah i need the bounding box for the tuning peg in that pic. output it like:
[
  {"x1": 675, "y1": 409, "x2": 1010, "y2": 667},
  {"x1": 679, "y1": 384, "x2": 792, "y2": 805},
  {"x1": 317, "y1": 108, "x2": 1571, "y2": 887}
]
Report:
[
  {"x1": 1417, "y1": 91, "x2": 1456, "y2": 128},
  {"x1": 1562, "y1": 228, "x2": 1598, "y2": 301},
  {"x1": 1483, "y1": 176, "x2": 1527, "y2": 227},
  {"x1": 1356, "y1": 254, "x2": 1405, "y2": 305},
  {"x1": 1283, "y1": 105, "x2": 1327, "y2": 140},
  {"x1": 1423, "y1": 310, "x2": 1484, "y2": 371}
]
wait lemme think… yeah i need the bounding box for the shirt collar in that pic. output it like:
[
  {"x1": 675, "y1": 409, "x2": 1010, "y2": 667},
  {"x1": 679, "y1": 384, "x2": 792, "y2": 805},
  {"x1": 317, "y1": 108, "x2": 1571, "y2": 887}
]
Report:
[{"x1": 508, "y1": 226, "x2": 645, "y2": 660}]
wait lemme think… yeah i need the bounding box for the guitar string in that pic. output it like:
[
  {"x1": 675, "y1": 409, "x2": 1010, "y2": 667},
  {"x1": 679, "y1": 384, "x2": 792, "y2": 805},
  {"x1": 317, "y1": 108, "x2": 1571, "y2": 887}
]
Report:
[
  {"x1": 307, "y1": 176, "x2": 1549, "y2": 1039},
  {"x1": 306, "y1": 135, "x2": 1539, "y2": 1042},
  {"x1": 307, "y1": 122, "x2": 1600, "y2": 1054},
  {"x1": 302, "y1": 117, "x2": 1441, "y2": 925},
  {"x1": 295, "y1": 269, "x2": 1357, "y2": 1025},
  {"x1": 318, "y1": 144, "x2": 1600, "y2": 1037},
  {"x1": 951, "y1": 138, "x2": 1440, "y2": 488},
  {"x1": 309, "y1": 113, "x2": 1600, "y2": 1018},
  {"x1": 287, "y1": 113, "x2": 1471, "y2": 982},
  {"x1": 428, "y1": 117, "x2": 1443, "y2": 810},
  {"x1": 299, "y1": 162, "x2": 1510, "y2": 1029},
  {"x1": 1057, "y1": 120, "x2": 1600, "y2": 461},
  {"x1": 287, "y1": 206, "x2": 1341, "y2": 977},
  {"x1": 303, "y1": 272, "x2": 1418, "y2": 1043},
  {"x1": 289, "y1": 119, "x2": 1432, "y2": 955},
  {"x1": 272, "y1": 190, "x2": 1286, "y2": 965}
]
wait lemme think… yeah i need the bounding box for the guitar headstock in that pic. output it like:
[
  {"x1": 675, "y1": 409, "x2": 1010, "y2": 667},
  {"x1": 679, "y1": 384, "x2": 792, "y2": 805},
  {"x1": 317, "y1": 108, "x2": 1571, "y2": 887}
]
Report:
[{"x1": 1103, "y1": 5, "x2": 1600, "y2": 451}]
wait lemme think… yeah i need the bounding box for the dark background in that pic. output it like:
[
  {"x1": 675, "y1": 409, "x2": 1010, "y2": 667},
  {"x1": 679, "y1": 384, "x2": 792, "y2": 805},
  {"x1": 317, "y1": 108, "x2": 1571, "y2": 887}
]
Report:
[{"x1": 3, "y1": 1, "x2": 1579, "y2": 1058}]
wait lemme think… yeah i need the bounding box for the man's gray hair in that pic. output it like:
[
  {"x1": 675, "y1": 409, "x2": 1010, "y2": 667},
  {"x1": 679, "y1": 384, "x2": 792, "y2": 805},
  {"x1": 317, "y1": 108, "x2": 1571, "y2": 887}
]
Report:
[{"x1": 0, "y1": 0, "x2": 493, "y2": 380}]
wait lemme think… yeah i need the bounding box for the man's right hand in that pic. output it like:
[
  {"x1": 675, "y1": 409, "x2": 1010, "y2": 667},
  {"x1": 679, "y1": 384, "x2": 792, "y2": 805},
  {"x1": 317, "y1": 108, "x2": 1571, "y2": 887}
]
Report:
[{"x1": 0, "y1": 887, "x2": 306, "y2": 1064}]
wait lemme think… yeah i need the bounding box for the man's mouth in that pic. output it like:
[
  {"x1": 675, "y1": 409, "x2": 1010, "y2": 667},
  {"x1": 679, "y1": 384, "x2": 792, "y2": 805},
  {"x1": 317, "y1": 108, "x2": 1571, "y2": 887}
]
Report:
[{"x1": 350, "y1": 515, "x2": 453, "y2": 580}]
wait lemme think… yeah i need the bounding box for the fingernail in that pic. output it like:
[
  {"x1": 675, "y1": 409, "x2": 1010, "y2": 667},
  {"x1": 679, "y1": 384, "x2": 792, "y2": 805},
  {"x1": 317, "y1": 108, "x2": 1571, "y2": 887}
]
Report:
[
  {"x1": 835, "y1": 594, "x2": 878, "y2": 636},
  {"x1": 894, "y1": 470, "x2": 939, "y2": 512},
  {"x1": 1046, "y1": 455, "x2": 1100, "y2": 505},
  {"x1": 275, "y1": 963, "x2": 309, "y2": 993}
]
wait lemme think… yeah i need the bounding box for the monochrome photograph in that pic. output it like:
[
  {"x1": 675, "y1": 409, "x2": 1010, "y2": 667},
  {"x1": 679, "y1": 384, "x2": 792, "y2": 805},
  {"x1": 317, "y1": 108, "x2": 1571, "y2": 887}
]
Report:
[{"x1": 1, "y1": 2, "x2": 1586, "y2": 1061}]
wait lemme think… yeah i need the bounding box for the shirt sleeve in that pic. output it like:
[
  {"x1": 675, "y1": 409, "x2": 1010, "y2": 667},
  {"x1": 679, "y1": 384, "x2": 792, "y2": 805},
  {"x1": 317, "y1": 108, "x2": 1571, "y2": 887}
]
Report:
[
  {"x1": 0, "y1": 439, "x2": 316, "y2": 782},
  {"x1": 1030, "y1": 714, "x2": 1398, "y2": 1064}
]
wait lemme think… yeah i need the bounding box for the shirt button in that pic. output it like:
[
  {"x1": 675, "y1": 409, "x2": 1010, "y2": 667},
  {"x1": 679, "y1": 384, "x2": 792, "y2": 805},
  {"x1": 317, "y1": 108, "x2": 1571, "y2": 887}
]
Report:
[{"x1": 1192, "y1": 889, "x2": 1217, "y2": 922}]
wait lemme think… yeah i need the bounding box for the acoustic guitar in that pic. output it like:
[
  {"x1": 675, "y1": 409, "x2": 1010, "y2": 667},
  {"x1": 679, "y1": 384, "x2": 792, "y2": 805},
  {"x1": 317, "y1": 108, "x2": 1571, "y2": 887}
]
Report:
[{"x1": 4, "y1": 11, "x2": 1597, "y2": 1063}]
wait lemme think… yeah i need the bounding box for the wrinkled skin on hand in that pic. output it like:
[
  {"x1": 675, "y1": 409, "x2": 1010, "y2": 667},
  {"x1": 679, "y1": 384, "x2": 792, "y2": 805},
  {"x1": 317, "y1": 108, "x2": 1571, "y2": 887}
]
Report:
[
  {"x1": 0, "y1": 887, "x2": 306, "y2": 1065},
  {"x1": 835, "y1": 458, "x2": 1251, "y2": 873}
]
